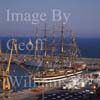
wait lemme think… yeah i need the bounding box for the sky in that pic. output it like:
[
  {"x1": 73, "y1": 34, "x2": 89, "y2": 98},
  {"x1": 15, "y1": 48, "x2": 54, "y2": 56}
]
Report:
[{"x1": 0, "y1": 0, "x2": 100, "y2": 37}]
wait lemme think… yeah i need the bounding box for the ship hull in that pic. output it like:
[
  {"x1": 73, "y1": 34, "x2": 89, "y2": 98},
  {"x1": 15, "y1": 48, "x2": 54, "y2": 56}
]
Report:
[{"x1": 33, "y1": 70, "x2": 84, "y2": 84}]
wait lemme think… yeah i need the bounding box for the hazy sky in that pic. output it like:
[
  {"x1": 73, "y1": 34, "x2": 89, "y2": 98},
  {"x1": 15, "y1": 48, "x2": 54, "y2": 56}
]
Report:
[{"x1": 0, "y1": 0, "x2": 100, "y2": 37}]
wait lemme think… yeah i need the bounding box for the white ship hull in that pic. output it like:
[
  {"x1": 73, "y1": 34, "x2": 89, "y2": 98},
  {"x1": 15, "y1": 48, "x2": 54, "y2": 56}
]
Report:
[{"x1": 33, "y1": 71, "x2": 83, "y2": 83}]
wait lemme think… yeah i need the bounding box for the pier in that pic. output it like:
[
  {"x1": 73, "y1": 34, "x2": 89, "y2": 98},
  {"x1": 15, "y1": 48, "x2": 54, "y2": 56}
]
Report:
[{"x1": 1, "y1": 53, "x2": 100, "y2": 65}]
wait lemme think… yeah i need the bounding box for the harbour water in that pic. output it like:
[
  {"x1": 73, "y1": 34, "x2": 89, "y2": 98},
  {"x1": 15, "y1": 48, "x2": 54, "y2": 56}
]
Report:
[
  {"x1": 9, "y1": 64, "x2": 34, "y2": 91},
  {"x1": 0, "y1": 37, "x2": 100, "y2": 58}
]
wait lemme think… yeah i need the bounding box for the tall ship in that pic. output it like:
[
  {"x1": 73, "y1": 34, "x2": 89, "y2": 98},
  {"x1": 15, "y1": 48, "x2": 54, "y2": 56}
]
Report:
[{"x1": 33, "y1": 24, "x2": 87, "y2": 85}]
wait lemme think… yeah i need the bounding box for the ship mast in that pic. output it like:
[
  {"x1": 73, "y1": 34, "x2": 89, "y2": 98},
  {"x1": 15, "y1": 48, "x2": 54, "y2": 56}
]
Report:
[
  {"x1": 34, "y1": 27, "x2": 38, "y2": 58},
  {"x1": 43, "y1": 24, "x2": 48, "y2": 71},
  {"x1": 44, "y1": 24, "x2": 47, "y2": 57},
  {"x1": 50, "y1": 26, "x2": 56, "y2": 68},
  {"x1": 59, "y1": 23, "x2": 65, "y2": 68},
  {"x1": 61, "y1": 24, "x2": 64, "y2": 54},
  {"x1": 51, "y1": 26, "x2": 56, "y2": 56},
  {"x1": 68, "y1": 31, "x2": 80, "y2": 65}
]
